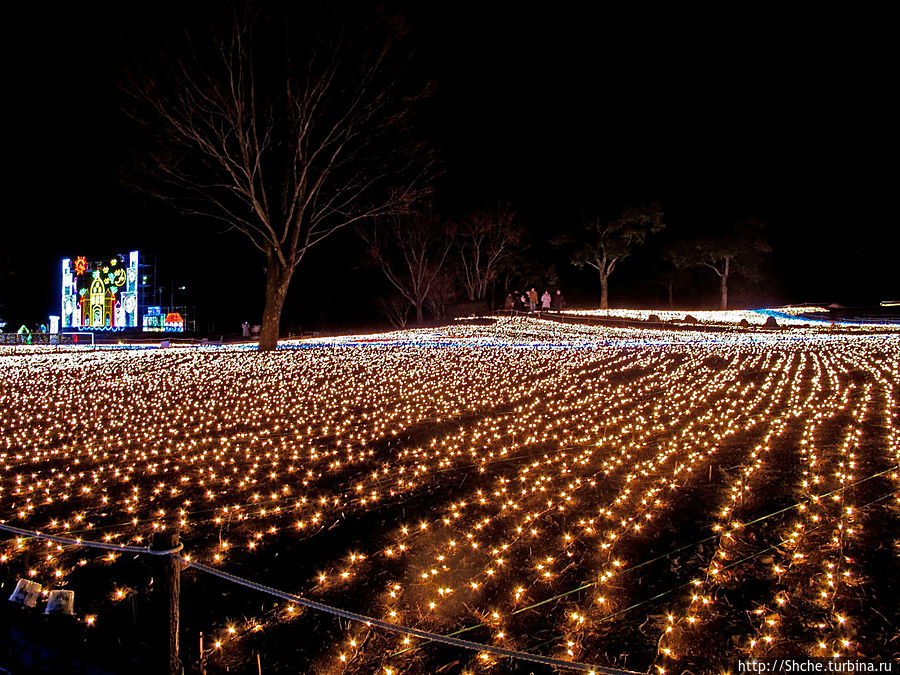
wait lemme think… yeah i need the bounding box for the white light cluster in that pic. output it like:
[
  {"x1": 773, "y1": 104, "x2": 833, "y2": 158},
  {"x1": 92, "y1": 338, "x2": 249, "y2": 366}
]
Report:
[{"x1": 565, "y1": 306, "x2": 899, "y2": 330}]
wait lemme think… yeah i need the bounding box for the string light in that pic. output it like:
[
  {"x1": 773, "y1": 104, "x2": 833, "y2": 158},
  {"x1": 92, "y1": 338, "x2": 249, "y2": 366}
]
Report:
[{"x1": 0, "y1": 316, "x2": 896, "y2": 672}]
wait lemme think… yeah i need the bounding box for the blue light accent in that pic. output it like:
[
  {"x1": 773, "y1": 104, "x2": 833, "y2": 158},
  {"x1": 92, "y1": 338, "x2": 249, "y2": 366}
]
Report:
[{"x1": 751, "y1": 308, "x2": 831, "y2": 323}]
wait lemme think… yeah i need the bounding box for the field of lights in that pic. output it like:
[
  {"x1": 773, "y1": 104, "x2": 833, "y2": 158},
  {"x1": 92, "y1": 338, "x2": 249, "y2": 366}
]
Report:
[
  {"x1": 1, "y1": 316, "x2": 898, "y2": 673},
  {"x1": 561, "y1": 306, "x2": 898, "y2": 329}
]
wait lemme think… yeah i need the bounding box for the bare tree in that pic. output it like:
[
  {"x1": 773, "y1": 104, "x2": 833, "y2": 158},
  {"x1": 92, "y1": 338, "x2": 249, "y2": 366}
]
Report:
[
  {"x1": 123, "y1": 7, "x2": 431, "y2": 350},
  {"x1": 361, "y1": 211, "x2": 455, "y2": 324},
  {"x1": 570, "y1": 202, "x2": 665, "y2": 309},
  {"x1": 700, "y1": 246, "x2": 734, "y2": 310},
  {"x1": 653, "y1": 237, "x2": 696, "y2": 309},
  {"x1": 457, "y1": 203, "x2": 523, "y2": 302},
  {"x1": 424, "y1": 269, "x2": 458, "y2": 320},
  {"x1": 689, "y1": 221, "x2": 770, "y2": 309},
  {"x1": 375, "y1": 294, "x2": 411, "y2": 329},
  {"x1": 648, "y1": 260, "x2": 680, "y2": 309}
]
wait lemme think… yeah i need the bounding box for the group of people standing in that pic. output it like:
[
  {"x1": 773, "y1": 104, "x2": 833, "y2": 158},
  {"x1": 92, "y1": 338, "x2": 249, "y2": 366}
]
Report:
[{"x1": 504, "y1": 288, "x2": 565, "y2": 313}]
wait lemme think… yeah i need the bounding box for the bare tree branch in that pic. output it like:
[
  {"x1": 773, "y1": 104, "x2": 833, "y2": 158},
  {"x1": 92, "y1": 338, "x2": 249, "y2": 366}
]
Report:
[
  {"x1": 568, "y1": 203, "x2": 665, "y2": 308},
  {"x1": 121, "y1": 6, "x2": 433, "y2": 349},
  {"x1": 457, "y1": 202, "x2": 523, "y2": 302},
  {"x1": 361, "y1": 210, "x2": 455, "y2": 323}
]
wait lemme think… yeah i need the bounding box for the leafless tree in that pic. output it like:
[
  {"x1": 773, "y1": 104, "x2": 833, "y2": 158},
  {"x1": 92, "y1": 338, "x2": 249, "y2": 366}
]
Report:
[
  {"x1": 687, "y1": 220, "x2": 770, "y2": 309},
  {"x1": 122, "y1": 7, "x2": 431, "y2": 350},
  {"x1": 569, "y1": 202, "x2": 665, "y2": 309},
  {"x1": 424, "y1": 269, "x2": 458, "y2": 320},
  {"x1": 361, "y1": 211, "x2": 455, "y2": 324},
  {"x1": 375, "y1": 294, "x2": 411, "y2": 329},
  {"x1": 457, "y1": 203, "x2": 523, "y2": 302}
]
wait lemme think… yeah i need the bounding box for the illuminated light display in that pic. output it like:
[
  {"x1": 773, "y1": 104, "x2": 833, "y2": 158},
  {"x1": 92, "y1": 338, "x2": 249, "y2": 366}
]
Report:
[
  {"x1": 61, "y1": 251, "x2": 139, "y2": 330},
  {"x1": 0, "y1": 316, "x2": 897, "y2": 672},
  {"x1": 165, "y1": 313, "x2": 185, "y2": 331},
  {"x1": 142, "y1": 306, "x2": 164, "y2": 331},
  {"x1": 141, "y1": 307, "x2": 185, "y2": 333},
  {"x1": 564, "y1": 306, "x2": 900, "y2": 330}
]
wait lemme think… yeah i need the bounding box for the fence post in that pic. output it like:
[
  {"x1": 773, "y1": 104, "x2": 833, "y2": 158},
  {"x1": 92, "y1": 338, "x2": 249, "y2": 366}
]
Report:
[{"x1": 152, "y1": 530, "x2": 181, "y2": 675}]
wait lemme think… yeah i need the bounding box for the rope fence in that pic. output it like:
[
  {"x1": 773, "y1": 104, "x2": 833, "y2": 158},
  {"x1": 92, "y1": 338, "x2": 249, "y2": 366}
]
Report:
[
  {"x1": 1, "y1": 466, "x2": 896, "y2": 675},
  {"x1": 181, "y1": 558, "x2": 636, "y2": 674},
  {"x1": 0, "y1": 522, "x2": 183, "y2": 555},
  {"x1": 0, "y1": 522, "x2": 633, "y2": 674}
]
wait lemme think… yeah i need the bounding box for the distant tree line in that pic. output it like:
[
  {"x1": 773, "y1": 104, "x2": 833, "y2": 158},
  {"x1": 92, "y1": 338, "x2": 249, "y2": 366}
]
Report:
[{"x1": 359, "y1": 203, "x2": 770, "y2": 327}]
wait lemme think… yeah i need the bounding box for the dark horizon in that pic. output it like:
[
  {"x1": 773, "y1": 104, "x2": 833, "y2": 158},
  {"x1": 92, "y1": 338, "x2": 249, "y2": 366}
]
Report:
[{"x1": 3, "y1": 2, "x2": 897, "y2": 332}]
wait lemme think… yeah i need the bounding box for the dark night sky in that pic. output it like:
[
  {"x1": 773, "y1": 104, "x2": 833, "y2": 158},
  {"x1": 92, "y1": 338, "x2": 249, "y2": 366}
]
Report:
[{"x1": 3, "y1": 2, "x2": 897, "y2": 331}]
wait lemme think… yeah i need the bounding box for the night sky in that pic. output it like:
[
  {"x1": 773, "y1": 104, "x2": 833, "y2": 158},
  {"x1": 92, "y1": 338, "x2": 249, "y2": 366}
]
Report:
[{"x1": 4, "y1": 2, "x2": 897, "y2": 332}]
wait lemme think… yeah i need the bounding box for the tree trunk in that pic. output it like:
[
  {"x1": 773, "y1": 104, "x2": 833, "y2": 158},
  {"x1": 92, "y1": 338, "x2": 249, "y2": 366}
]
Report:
[
  {"x1": 258, "y1": 257, "x2": 292, "y2": 352},
  {"x1": 666, "y1": 281, "x2": 674, "y2": 309},
  {"x1": 477, "y1": 277, "x2": 490, "y2": 302},
  {"x1": 600, "y1": 274, "x2": 609, "y2": 309},
  {"x1": 719, "y1": 257, "x2": 730, "y2": 310},
  {"x1": 414, "y1": 302, "x2": 424, "y2": 324}
]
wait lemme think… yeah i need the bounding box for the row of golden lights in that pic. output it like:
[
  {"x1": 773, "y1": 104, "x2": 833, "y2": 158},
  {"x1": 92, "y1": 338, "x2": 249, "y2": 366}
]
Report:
[{"x1": 1, "y1": 319, "x2": 897, "y2": 672}]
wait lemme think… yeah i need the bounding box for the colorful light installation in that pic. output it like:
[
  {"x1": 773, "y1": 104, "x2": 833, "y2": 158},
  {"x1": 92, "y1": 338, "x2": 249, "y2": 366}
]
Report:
[
  {"x1": 141, "y1": 307, "x2": 185, "y2": 333},
  {"x1": 61, "y1": 251, "x2": 139, "y2": 330}
]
